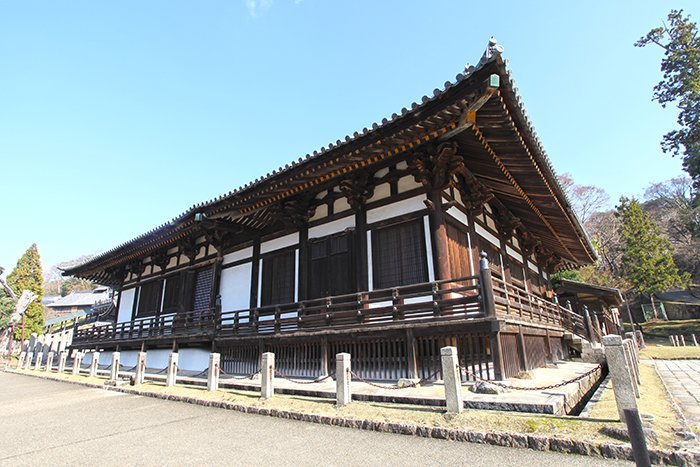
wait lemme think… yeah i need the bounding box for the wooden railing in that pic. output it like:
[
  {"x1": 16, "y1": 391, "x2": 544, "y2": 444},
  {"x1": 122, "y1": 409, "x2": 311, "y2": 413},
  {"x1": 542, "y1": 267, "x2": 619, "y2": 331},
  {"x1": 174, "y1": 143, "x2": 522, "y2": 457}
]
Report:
[
  {"x1": 73, "y1": 308, "x2": 216, "y2": 343},
  {"x1": 72, "y1": 277, "x2": 483, "y2": 344},
  {"x1": 491, "y1": 276, "x2": 586, "y2": 337},
  {"x1": 217, "y1": 275, "x2": 483, "y2": 337}
]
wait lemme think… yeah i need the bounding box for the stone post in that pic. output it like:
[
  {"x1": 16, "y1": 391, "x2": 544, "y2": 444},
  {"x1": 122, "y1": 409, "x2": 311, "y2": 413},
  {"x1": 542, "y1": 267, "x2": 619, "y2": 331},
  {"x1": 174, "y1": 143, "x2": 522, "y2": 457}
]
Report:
[
  {"x1": 90, "y1": 351, "x2": 100, "y2": 377},
  {"x1": 58, "y1": 351, "x2": 68, "y2": 373},
  {"x1": 17, "y1": 351, "x2": 26, "y2": 369},
  {"x1": 669, "y1": 335, "x2": 676, "y2": 347},
  {"x1": 336, "y1": 353, "x2": 351, "y2": 407},
  {"x1": 207, "y1": 352, "x2": 220, "y2": 391},
  {"x1": 134, "y1": 351, "x2": 147, "y2": 385},
  {"x1": 166, "y1": 352, "x2": 178, "y2": 387},
  {"x1": 73, "y1": 352, "x2": 83, "y2": 375},
  {"x1": 634, "y1": 330, "x2": 645, "y2": 348},
  {"x1": 603, "y1": 334, "x2": 638, "y2": 420},
  {"x1": 24, "y1": 352, "x2": 34, "y2": 370},
  {"x1": 110, "y1": 352, "x2": 120, "y2": 381},
  {"x1": 693, "y1": 334, "x2": 699, "y2": 347},
  {"x1": 261, "y1": 352, "x2": 275, "y2": 399},
  {"x1": 680, "y1": 335, "x2": 686, "y2": 347},
  {"x1": 441, "y1": 346, "x2": 463, "y2": 414},
  {"x1": 623, "y1": 339, "x2": 641, "y2": 393},
  {"x1": 34, "y1": 351, "x2": 43, "y2": 370},
  {"x1": 46, "y1": 351, "x2": 54, "y2": 372}
]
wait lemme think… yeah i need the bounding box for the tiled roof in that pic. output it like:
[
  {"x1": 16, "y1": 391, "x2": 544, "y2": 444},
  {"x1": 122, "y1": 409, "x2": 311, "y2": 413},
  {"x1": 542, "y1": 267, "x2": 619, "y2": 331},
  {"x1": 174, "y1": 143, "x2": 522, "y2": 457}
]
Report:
[
  {"x1": 65, "y1": 38, "x2": 595, "y2": 278},
  {"x1": 45, "y1": 289, "x2": 110, "y2": 308}
]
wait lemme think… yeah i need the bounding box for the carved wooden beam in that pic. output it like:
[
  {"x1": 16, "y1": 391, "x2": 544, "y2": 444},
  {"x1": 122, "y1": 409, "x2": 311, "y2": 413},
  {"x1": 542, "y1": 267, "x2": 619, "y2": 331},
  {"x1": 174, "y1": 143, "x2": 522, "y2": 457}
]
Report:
[
  {"x1": 269, "y1": 197, "x2": 316, "y2": 229},
  {"x1": 516, "y1": 227, "x2": 541, "y2": 258},
  {"x1": 339, "y1": 170, "x2": 375, "y2": 212},
  {"x1": 408, "y1": 141, "x2": 464, "y2": 192},
  {"x1": 491, "y1": 203, "x2": 523, "y2": 239},
  {"x1": 438, "y1": 74, "x2": 501, "y2": 141},
  {"x1": 454, "y1": 169, "x2": 494, "y2": 216}
]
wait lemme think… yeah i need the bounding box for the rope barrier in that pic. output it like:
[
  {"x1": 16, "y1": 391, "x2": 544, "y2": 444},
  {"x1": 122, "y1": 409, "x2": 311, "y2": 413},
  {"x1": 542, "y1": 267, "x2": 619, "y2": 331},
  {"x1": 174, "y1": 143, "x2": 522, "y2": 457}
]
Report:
[
  {"x1": 459, "y1": 364, "x2": 603, "y2": 391},
  {"x1": 273, "y1": 368, "x2": 335, "y2": 385},
  {"x1": 349, "y1": 368, "x2": 441, "y2": 390}
]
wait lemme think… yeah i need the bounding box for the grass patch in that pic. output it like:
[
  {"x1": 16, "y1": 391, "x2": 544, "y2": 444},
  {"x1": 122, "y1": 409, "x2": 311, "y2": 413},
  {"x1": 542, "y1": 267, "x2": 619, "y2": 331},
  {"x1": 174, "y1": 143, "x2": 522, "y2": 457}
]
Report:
[
  {"x1": 629, "y1": 319, "x2": 700, "y2": 337},
  {"x1": 587, "y1": 363, "x2": 683, "y2": 448},
  {"x1": 12, "y1": 365, "x2": 687, "y2": 450},
  {"x1": 639, "y1": 344, "x2": 700, "y2": 360}
]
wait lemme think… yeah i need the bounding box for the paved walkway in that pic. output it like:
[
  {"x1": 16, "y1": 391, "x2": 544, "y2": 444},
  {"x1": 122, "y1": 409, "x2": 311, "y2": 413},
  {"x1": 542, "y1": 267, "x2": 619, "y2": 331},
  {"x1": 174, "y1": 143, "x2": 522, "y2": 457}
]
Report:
[
  {"x1": 0, "y1": 372, "x2": 630, "y2": 466},
  {"x1": 654, "y1": 360, "x2": 700, "y2": 430}
]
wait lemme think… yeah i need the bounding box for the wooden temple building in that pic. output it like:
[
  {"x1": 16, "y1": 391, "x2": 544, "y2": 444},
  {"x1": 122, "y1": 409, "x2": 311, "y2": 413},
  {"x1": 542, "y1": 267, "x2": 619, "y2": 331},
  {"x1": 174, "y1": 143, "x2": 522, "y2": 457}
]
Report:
[{"x1": 64, "y1": 40, "x2": 599, "y2": 381}]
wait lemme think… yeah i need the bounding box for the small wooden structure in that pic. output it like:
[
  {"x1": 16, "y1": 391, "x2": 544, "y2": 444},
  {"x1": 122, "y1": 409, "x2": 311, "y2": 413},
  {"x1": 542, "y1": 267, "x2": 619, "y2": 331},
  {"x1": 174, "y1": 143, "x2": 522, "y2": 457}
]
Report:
[{"x1": 64, "y1": 40, "x2": 596, "y2": 380}]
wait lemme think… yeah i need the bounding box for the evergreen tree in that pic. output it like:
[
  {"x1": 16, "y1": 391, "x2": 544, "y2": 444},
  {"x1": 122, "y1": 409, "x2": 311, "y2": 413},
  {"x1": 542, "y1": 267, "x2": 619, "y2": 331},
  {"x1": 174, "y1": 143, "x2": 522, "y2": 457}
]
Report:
[
  {"x1": 617, "y1": 198, "x2": 689, "y2": 296},
  {"x1": 7, "y1": 244, "x2": 44, "y2": 338}
]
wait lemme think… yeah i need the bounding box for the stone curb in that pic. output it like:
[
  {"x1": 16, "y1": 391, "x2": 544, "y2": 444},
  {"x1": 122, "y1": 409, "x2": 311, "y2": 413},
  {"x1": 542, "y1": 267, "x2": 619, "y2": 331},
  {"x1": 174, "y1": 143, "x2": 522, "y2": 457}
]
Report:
[{"x1": 5, "y1": 369, "x2": 699, "y2": 466}]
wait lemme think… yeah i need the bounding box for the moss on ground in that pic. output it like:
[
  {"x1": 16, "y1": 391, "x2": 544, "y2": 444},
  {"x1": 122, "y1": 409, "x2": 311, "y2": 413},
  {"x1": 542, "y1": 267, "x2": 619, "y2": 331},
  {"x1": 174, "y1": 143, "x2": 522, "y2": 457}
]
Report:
[
  {"x1": 13, "y1": 363, "x2": 688, "y2": 450},
  {"x1": 639, "y1": 344, "x2": 700, "y2": 359}
]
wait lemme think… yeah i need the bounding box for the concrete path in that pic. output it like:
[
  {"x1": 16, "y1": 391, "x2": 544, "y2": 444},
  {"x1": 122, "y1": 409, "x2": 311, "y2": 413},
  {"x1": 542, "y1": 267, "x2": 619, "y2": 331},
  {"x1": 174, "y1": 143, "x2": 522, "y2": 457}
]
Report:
[
  {"x1": 0, "y1": 372, "x2": 629, "y2": 466},
  {"x1": 654, "y1": 359, "x2": 700, "y2": 431}
]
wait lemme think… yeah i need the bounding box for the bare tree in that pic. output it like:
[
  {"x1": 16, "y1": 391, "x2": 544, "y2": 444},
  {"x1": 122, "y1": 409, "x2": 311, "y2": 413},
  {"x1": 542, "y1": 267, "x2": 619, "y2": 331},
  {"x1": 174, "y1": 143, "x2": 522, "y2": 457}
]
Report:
[{"x1": 558, "y1": 173, "x2": 611, "y2": 224}]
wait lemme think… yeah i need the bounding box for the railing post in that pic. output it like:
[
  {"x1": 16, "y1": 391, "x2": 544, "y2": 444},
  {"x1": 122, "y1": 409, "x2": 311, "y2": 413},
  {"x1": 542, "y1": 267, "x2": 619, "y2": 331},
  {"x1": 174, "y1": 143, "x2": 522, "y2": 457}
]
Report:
[
  {"x1": 336, "y1": 353, "x2": 352, "y2": 407},
  {"x1": 58, "y1": 351, "x2": 67, "y2": 373},
  {"x1": 34, "y1": 351, "x2": 43, "y2": 370},
  {"x1": 45, "y1": 351, "x2": 54, "y2": 372},
  {"x1": 24, "y1": 351, "x2": 34, "y2": 370},
  {"x1": 90, "y1": 351, "x2": 100, "y2": 377},
  {"x1": 208, "y1": 352, "x2": 220, "y2": 391},
  {"x1": 583, "y1": 306, "x2": 596, "y2": 343},
  {"x1": 72, "y1": 351, "x2": 83, "y2": 375},
  {"x1": 134, "y1": 351, "x2": 147, "y2": 385},
  {"x1": 602, "y1": 334, "x2": 638, "y2": 420},
  {"x1": 166, "y1": 352, "x2": 178, "y2": 387},
  {"x1": 623, "y1": 408, "x2": 651, "y2": 467},
  {"x1": 110, "y1": 352, "x2": 120, "y2": 381},
  {"x1": 440, "y1": 346, "x2": 463, "y2": 414},
  {"x1": 261, "y1": 352, "x2": 275, "y2": 400},
  {"x1": 17, "y1": 351, "x2": 26, "y2": 370},
  {"x1": 478, "y1": 252, "x2": 496, "y2": 318}
]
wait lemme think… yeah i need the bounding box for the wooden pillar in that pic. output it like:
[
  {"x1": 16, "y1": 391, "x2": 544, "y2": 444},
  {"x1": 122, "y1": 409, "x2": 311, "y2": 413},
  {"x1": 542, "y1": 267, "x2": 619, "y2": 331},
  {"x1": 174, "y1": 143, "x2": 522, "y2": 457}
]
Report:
[
  {"x1": 405, "y1": 329, "x2": 419, "y2": 379},
  {"x1": 516, "y1": 325, "x2": 528, "y2": 371},
  {"x1": 298, "y1": 225, "x2": 309, "y2": 300},
  {"x1": 428, "y1": 189, "x2": 450, "y2": 281},
  {"x1": 320, "y1": 337, "x2": 329, "y2": 376},
  {"x1": 490, "y1": 324, "x2": 505, "y2": 381},
  {"x1": 355, "y1": 207, "x2": 369, "y2": 292},
  {"x1": 249, "y1": 237, "x2": 261, "y2": 309},
  {"x1": 467, "y1": 214, "x2": 480, "y2": 277}
]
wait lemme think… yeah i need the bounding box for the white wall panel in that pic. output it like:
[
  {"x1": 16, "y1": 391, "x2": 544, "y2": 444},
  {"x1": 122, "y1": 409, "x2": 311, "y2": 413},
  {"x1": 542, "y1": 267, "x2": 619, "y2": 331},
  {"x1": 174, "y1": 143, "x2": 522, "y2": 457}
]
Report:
[
  {"x1": 220, "y1": 263, "x2": 252, "y2": 312},
  {"x1": 117, "y1": 288, "x2": 136, "y2": 323},
  {"x1": 367, "y1": 194, "x2": 426, "y2": 224},
  {"x1": 223, "y1": 246, "x2": 253, "y2": 265},
  {"x1": 308, "y1": 215, "x2": 355, "y2": 239},
  {"x1": 261, "y1": 233, "x2": 299, "y2": 255}
]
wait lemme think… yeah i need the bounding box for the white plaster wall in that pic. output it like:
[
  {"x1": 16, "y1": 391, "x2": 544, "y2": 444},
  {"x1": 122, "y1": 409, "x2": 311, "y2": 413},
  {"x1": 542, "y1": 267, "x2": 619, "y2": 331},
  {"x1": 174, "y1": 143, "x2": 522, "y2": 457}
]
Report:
[
  {"x1": 397, "y1": 175, "x2": 421, "y2": 193},
  {"x1": 475, "y1": 224, "x2": 500, "y2": 247},
  {"x1": 423, "y1": 216, "x2": 435, "y2": 282},
  {"x1": 119, "y1": 350, "x2": 139, "y2": 367},
  {"x1": 309, "y1": 204, "x2": 328, "y2": 222},
  {"x1": 146, "y1": 349, "x2": 171, "y2": 370},
  {"x1": 446, "y1": 206, "x2": 469, "y2": 227},
  {"x1": 506, "y1": 246, "x2": 523, "y2": 263},
  {"x1": 261, "y1": 232, "x2": 299, "y2": 255},
  {"x1": 179, "y1": 348, "x2": 210, "y2": 371},
  {"x1": 223, "y1": 246, "x2": 253, "y2": 265},
  {"x1": 370, "y1": 183, "x2": 391, "y2": 202},
  {"x1": 367, "y1": 194, "x2": 426, "y2": 224},
  {"x1": 220, "y1": 263, "x2": 252, "y2": 312},
  {"x1": 308, "y1": 215, "x2": 355, "y2": 239},
  {"x1": 528, "y1": 261, "x2": 539, "y2": 273},
  {"x1": 117, "y1": 288, "x2": 136, "y2": 323}
]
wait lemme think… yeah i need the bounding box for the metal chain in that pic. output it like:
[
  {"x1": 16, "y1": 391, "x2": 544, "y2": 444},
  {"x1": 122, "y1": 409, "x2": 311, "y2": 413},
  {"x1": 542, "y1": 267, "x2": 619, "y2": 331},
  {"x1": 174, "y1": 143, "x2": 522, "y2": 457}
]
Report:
[
  {"x1": 98, "y1": 364, "x2": 112, "y2": 371},
  {"x1": 459, "y1": 364, "x2": 602, "y2": 391},
  {"x1": 119, "y1": 364, "x2": 138, "y2": 372},
  {"x1": 152, "y1": 366, "x2": 169, "y2": 375},
  {"x1": 218, "y1": 365, "x2": 261, "y2": 380},
  {"x1": 273, "y1": 368, "x2": 335, "y2": 385},
  {"x1": 180, "y1": 368, "x2": 209, "y2": 378},
  {"x1": 349, "y1": 368, "x2": 441, "y2": 390}
]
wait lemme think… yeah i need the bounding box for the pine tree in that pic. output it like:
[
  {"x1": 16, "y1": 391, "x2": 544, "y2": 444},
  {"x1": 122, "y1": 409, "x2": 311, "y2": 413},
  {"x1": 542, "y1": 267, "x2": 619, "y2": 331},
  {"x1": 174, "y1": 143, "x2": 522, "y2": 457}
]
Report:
[
  {"x1": 7, "y1": 244, "x2": 44, "y2": 339},
  {"x1": 617, "y1": 198, "x2": 689, "y2": 296}
]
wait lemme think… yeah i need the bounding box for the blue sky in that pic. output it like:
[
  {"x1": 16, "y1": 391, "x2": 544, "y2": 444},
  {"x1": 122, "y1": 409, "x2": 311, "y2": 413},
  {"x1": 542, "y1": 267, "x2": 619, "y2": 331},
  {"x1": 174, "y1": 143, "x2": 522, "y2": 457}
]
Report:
[{"x1": 0, "y1": 1, "x2": 695, "y2": 273}]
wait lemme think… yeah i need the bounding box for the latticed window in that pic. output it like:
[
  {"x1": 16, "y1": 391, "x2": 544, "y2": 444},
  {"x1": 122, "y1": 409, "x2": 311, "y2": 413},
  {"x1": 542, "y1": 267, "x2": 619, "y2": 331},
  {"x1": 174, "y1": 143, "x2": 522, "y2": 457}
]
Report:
[
  {"x1": 308, "y1": 232, "x2": 353, "y2": 299},
  {"x1": 192, "y1": 267, "x2": 214, "y2": 311},
  {"x1": 372, "y1": 220, "x2": 428, "y2": 289},
  {"x1": 136, "y1": 280, "x2": 163, "y2": 318},
  {"x1": 261, "y1": 250, "x2": 296, "y2": 306},
  {"x1": 509, "y1": 257, "x2": 525, "y2": 285}
]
